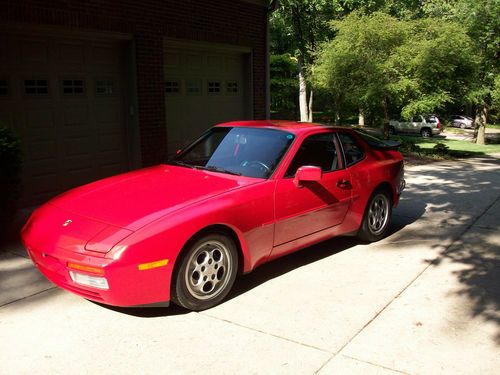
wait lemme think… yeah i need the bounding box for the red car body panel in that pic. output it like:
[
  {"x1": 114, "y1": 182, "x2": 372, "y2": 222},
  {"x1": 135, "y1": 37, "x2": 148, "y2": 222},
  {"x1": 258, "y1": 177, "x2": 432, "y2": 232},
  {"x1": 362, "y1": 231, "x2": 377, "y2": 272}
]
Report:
[{"x1": 21, "y1": 121, "x2": 404, "y2": 307}]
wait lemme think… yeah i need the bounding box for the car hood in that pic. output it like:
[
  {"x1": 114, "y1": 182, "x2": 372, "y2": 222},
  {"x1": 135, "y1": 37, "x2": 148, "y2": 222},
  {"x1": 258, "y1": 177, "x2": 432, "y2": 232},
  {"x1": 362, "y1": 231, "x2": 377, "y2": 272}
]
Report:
[{"x1": 49, "y1": 165, "x2": 261, "y2": 231}]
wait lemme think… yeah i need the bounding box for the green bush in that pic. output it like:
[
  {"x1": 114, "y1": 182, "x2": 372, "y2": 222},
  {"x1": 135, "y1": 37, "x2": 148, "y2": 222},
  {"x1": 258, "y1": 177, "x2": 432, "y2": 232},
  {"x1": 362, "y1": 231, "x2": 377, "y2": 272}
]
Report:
[
  {"x1": 0, "y1": 125, "x2": 22, "y2": 237},
  {"x1": 432, "y1": 142, "x2": 449, "y2": 155},
  {"x1": 393, "y1": 136, "x2": 421, "y2": 154}
]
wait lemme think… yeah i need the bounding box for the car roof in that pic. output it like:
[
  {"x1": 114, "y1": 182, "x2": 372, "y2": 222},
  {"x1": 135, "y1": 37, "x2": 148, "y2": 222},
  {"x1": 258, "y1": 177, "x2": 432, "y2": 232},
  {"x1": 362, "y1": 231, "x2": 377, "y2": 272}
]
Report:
[{"x1": 215, "y1": 120, "x2": 350, "y2": 136}]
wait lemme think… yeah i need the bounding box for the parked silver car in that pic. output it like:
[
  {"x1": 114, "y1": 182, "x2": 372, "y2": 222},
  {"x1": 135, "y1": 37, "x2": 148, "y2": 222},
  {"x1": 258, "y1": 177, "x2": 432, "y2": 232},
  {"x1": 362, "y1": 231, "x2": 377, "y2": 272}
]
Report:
[
  {"x1": 450, "y1": 115, "x2": 473, "y2": 129},
  {"x1": 389, "y1": 115, "x2": 441, "y2": 137}
]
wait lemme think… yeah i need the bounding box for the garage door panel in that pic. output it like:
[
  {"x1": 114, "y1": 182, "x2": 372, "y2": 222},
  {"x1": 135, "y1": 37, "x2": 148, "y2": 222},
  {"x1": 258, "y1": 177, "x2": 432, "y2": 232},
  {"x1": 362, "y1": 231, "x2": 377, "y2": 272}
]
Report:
[
  {"x1": 64, "y1": 136, "x2": 94, "y2": 157},
  {"x1": 58, "y1": 43, "x2": 86, "y2": 64},
  {"x1": 186, "y1": 54, "x2": 203, "y2": 70},
  {"x1": 0, "y1": 34, "x2": 130, "y2": 205},
  {"x1": 94, "y1": 102, "x2": 121, "y2": 123},
  {"x1": 27, "y1": 159, "x2": 59, "y2": 177},
  {"x1": 98, "y1": 163, "x2": 125, "y2": 179},
  {"x1": 21, "y1": 41, "x2": 50, "y2": 66},
  {"x1": 62, "y1": 105, "x2": 89, "y2": 129},
  {"x1": 164, "y1": 45, "x2": 251, "y2": 154},
  {"x1": 28, "y1": 139, "x2": 58, "y2": 161},
  {"x1": 24, "y1": 107, "x2": 56, "y2": 134},
  {"x1": 31, "y1": 174, "x2": 60, "y2": 194},
  {"x1": 98, "y1": 134, "x2": 125, "y2": 152},
  {"x1": 164, "y1": 51, "x2": 181, "y2": 68},
  {"x1": 0, "y1": 39, "x2": 10, "y2": 65}
]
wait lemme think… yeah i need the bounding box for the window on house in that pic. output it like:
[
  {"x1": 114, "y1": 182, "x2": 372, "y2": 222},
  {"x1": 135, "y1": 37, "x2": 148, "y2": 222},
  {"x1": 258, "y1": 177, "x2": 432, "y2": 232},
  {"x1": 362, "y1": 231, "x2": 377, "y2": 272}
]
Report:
[
  {"x1": 165, "y1": 80, "x2": 180, "y2": 94},
  {"x1": 25, "y1": 79, "x2": 49, "y2": 95},
  {"x1": 187, "y1": 79, "x2": 202, "y2": 95},
  {"x1": 0, "y1": 80, "x2": 8, "y2": 96},
  {"x1": 96, "y1": 79, "x2": 115, "y2": 95},
  {"x1": 226, "y1": 81, "x2": 239, "y2": 94},
  {"x1": 62, "y1": 79, "x2": 85, "y2": 95},
  {"x1": 208, "y1": 81, "x2": 221, "y2": 94}
]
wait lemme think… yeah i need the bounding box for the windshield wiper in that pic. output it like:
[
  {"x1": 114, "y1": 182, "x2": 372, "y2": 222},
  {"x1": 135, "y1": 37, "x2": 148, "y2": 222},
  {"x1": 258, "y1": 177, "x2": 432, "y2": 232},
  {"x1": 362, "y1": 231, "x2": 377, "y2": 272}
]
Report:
[
  {"x1": 167, "y1": 160, "x2": 196, "y2": 169},
  {"x1": 197, "y1": 165, "x2": 242, "y2": 176},
  {"x1": 168, "y1": 161, "x2": 241, "y2": 176}
]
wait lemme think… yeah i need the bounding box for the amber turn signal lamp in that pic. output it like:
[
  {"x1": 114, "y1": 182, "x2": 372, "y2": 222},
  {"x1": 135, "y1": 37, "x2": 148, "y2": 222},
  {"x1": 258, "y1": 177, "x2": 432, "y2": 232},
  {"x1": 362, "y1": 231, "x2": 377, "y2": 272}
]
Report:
[{"x1": 67, "y1": 262, "x2": 105, "y2": 276}]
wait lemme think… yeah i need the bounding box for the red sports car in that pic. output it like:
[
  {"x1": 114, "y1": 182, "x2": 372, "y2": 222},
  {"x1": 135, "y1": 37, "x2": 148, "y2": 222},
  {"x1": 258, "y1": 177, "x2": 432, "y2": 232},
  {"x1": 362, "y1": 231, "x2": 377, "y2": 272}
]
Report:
[{"x1": 21, "y1": 121, "x2": 405, "y2": 310}]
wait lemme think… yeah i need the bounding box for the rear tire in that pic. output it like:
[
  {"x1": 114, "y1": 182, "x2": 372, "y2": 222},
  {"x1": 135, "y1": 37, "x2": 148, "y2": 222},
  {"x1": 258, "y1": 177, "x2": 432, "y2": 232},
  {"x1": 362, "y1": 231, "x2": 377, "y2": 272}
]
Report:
[
  {"x1": 172, "y1": 233, "x2": 238, "y2": 311},
  {"x1": 358, "y1": 190, "x2": 392, "y2": 243}
]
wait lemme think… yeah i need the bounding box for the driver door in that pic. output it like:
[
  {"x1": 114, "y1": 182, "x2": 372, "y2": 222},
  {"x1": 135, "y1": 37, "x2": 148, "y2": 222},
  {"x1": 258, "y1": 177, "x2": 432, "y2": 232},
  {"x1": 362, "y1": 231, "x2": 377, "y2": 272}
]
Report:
[{"x1": 273, "y1": 132, "x2": 352, "y2": 249}]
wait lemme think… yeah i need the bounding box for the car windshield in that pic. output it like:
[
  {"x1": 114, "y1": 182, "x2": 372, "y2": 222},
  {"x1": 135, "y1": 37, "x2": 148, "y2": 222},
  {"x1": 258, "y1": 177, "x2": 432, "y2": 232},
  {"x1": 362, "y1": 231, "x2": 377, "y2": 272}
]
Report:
[{"x1": 168, "y1": 127, "x2": 295, "y2": 179}]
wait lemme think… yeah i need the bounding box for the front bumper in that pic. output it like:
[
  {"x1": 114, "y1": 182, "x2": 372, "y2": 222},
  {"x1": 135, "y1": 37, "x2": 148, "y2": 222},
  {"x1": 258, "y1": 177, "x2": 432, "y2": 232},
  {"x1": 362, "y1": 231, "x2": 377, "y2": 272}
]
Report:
[{"x1": 24, "y1": 242, "x2": 171, "y2": 307}]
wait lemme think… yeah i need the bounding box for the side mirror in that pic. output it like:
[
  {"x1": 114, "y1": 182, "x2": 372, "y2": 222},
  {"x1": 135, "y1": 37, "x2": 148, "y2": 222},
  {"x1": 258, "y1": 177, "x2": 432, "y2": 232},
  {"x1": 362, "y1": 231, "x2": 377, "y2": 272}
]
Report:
[{"x1": 293, "y1": 166, "x2": 322, "y2": 188}]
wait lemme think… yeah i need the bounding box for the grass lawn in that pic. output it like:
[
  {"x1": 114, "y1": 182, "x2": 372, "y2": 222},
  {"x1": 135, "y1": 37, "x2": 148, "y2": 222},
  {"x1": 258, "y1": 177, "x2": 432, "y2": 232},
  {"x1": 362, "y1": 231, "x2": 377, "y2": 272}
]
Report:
[{"x1": 391, "y1": 135, "x2": 500, "y2": 159}]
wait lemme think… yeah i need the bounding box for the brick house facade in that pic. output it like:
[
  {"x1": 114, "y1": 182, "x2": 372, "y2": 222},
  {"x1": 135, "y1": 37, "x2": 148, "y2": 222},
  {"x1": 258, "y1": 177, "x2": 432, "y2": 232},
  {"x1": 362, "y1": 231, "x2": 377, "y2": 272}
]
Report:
[{"x1": 0, "y1": 0, "x2": 269, "y2": 205}]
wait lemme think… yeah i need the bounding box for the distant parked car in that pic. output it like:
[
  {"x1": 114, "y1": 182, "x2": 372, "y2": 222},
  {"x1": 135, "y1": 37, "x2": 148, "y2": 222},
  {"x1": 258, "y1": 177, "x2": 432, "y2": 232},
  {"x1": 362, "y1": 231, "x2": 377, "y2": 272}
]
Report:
[
  {"x1": 389, "y1": 115, "x2": 441, "y2": 137},
  {"x1": 449, "y1": 115, "x2": 473, "y2": 129}
]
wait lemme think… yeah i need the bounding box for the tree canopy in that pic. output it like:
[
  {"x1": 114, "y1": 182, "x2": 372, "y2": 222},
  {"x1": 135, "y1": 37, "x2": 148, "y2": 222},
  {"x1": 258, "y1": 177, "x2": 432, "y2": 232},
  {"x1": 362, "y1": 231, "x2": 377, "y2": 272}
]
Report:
[{"x1": 270, "y1": 0, "x2": 499, "y2": 142}]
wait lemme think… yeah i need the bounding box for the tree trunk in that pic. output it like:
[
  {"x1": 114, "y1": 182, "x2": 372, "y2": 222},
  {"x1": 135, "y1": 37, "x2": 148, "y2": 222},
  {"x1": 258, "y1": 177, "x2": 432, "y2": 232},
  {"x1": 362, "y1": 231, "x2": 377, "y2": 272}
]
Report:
[
  {"x1": 382, "y1": 96, "x2": 390, "y2": 139},
  {"x1": 298, "y1": 55, "x2": 309, "y2": 122},
  {"x1": 307, "y1": 88, "x2": 313, "y2": 122},
  {"x1": 358, "y1": 109, "x2": 365, "y2": 126},
  {"x1": 475, "y1": 101, "x2": 488, "y2": 145}
]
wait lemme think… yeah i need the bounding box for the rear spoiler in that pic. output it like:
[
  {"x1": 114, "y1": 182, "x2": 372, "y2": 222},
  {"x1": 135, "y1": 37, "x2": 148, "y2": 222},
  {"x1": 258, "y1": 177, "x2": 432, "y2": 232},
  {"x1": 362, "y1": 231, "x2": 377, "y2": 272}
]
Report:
[{"x1": 376, "y1": 139, "x2": 401, "y2": 150}]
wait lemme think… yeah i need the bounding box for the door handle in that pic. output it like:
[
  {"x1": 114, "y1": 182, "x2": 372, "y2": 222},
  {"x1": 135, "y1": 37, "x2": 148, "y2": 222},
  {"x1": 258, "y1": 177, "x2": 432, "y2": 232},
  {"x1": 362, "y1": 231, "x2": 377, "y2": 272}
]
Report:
[{"x1": 337, "y1": 179, "x2": 351, "y2": 189}]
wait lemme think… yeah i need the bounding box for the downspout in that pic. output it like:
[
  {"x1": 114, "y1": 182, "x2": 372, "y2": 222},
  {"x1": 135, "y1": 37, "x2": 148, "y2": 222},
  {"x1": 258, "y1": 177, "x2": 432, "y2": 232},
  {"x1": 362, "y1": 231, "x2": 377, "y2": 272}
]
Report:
[{"x1": 266, "y1": 0, "x2": 279, "y2": 120}]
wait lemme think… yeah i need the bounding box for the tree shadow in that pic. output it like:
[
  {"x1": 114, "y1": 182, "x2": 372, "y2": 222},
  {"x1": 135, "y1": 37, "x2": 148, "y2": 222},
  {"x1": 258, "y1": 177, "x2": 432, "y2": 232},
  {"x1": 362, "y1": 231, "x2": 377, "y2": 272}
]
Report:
[{"x1": 389, "y1": 155, "x2": 500, "y2": 344}]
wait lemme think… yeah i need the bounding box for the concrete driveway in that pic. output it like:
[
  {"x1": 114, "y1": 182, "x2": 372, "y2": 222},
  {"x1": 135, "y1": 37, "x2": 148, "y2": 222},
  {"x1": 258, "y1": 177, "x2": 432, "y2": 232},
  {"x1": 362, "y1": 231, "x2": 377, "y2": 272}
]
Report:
[{"x1": 1, "y1": 156, "x2": 499, "y2": 375}]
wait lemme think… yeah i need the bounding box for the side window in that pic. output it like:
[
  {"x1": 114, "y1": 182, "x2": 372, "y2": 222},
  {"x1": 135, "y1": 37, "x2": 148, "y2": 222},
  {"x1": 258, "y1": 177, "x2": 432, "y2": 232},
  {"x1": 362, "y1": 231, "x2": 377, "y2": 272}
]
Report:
[
  {"x1": 285, "y1": 133, "x2": 339, "y2": 178},
  {"x1": 338, "y1": 133, "x2": 365, "y2": 167}
]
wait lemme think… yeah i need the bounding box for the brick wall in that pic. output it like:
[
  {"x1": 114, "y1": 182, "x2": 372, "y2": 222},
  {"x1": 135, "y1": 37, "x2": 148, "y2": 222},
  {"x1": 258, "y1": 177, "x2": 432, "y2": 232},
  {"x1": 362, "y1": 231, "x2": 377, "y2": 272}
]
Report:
[{"x1": 1, "y1": 0, "x2": 268, "y2": 165}]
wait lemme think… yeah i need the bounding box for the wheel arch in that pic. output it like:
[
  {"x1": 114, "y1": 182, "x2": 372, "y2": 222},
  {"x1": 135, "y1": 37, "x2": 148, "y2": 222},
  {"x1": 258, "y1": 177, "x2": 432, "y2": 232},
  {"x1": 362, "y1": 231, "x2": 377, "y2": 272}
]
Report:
[
  {"x1": 172, "y1": 224, "x2": 247, "y2": 280},
  {"x1": 372, "y1": 181, "x2": 395, "y2": 206}
]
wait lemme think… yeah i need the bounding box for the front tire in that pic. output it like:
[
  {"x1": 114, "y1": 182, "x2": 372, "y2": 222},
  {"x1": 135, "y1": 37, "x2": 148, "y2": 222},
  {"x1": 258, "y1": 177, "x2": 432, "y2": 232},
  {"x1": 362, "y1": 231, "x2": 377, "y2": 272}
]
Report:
[
  {"x1": 172, "y1": 233, "x2": 238, "y2": 311},
  {"x1": 358, "y1": 190, "x2": 392, "y2": 243}
]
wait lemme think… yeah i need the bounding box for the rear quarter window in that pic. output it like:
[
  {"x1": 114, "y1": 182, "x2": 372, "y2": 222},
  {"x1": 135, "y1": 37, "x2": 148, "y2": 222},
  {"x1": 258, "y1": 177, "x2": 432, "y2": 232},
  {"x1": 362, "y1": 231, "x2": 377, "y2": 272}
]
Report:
[{"x1": 338, "y1": 133, "x2": 365, "y2": 167}]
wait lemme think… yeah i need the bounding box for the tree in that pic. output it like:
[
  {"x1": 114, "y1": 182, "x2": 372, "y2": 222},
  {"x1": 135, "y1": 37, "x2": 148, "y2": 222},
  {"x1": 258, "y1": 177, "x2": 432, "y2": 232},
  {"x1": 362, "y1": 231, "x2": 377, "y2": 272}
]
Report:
[
  {"x1": 270, "y1": 54, "x2": 298, "y2": 118},
  {"x1": 314, "y1": 11, "x2": 477, "y2": 135},
  {"x1": 423, "y1": 0, "x2": 500, "y2": 144},
  {"x1": 270, "y1": 0, "x2": 337, "y2": 122},
  {"x1": 314, "y1": 12, "x2": 409, "y2": 135}
]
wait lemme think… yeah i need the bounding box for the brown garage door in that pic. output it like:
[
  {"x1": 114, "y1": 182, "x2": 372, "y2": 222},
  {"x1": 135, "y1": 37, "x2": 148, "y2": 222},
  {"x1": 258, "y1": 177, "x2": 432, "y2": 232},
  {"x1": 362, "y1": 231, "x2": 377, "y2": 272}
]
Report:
[
  {"x1": 164, "y1": 44, "x2": 252, "y2": 154},
  {"x1": 0, "y1": 34, "x2": 131, "y2": 206}
]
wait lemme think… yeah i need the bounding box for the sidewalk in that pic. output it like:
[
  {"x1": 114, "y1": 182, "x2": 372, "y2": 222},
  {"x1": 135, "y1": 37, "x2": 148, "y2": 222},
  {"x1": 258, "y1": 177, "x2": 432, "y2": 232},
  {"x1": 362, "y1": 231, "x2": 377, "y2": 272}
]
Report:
[{"x1": 0, "y1": 156, "x2": 499, "y2": 374}]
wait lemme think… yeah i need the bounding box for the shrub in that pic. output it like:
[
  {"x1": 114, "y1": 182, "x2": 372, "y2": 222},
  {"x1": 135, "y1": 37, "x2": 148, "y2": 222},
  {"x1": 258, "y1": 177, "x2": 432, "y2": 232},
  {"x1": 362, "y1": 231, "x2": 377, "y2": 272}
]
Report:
[
  {"x1": 432, "y1": 142, "x2": 449, "y2": 155},
  {"x1": 394, "y1": 137, "x2": 421, "y2": 154},
  {"x1": 0, "y1": 125, "x2": 22, "y2": 237}
]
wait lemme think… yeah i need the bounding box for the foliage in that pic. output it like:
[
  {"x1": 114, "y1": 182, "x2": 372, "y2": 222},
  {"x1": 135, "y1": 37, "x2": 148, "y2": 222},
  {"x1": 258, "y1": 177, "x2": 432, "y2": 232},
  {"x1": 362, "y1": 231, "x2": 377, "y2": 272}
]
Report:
[
  {"x1": 422, "y1": 0, "x2": 500, "y2": 137},
  {"x1": 393, "y1": 135, "x2": 500, "y2": 158},
  {"x1": 270, "y1": 54, "x2": 298, "y2": 117},
  {"x1": 314, "y1": 11, "x2": 477, "y2": 126},
  {"x1": 391, "y1": 136, "x2": 421, "y2": 154},
  {"x1": 0, "y1": 125, "x2": 21, "y2": 177},
  {"x1": 0, "y1": 125, "x2": 22, "y2": 234},
  {"x1": 433, "y1": 142, "x2": 450, "y2": 155}
]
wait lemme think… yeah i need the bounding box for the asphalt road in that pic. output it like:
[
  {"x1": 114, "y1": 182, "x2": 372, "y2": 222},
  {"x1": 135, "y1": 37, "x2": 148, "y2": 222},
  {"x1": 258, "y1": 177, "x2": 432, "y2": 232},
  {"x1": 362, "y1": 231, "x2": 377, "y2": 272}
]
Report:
[{"x1": 1, "y1": 156, "x2": 499, "y2": 375}]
